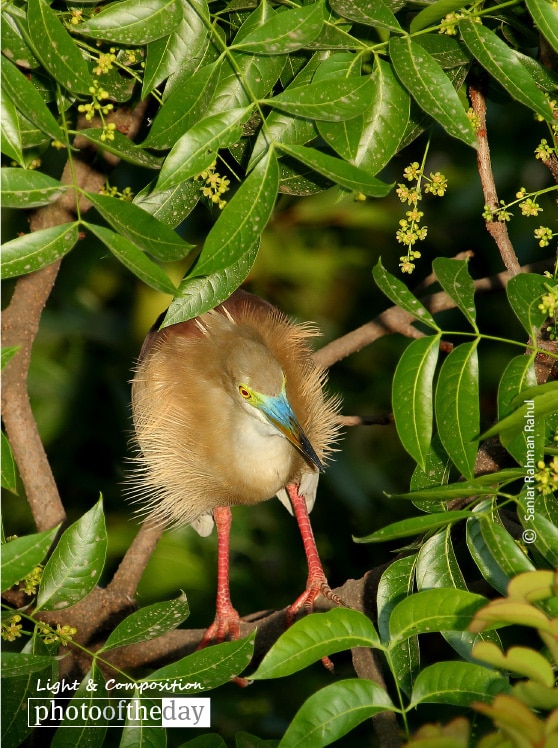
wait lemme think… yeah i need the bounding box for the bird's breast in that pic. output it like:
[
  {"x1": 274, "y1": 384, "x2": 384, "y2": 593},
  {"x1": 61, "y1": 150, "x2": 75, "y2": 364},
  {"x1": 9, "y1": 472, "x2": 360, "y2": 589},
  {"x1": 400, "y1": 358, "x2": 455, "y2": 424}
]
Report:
[{"x1": 223, "y1": 411, "x2": 296, "y2": 502}]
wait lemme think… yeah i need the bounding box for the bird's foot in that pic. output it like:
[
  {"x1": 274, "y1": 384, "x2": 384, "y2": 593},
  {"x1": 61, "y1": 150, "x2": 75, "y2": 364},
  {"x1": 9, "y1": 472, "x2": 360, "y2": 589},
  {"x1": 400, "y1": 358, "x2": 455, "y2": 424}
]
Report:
[
  {"x1": 286, "y1": 577, "x2": 346, "y2": 673},
  {"x1": 197, "y1": 609, "x2": 241, "y2": 649},
  {"x1": 197, "y1": 606, "x2": 251, "y2": 687},
  {"x1": 286, "y1": 577, "x2": 345, "y2": 626}
]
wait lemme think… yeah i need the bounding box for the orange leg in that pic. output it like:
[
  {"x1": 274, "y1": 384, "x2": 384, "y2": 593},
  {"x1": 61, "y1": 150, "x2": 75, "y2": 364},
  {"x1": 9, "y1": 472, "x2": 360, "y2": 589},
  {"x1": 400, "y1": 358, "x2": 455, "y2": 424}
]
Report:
[
  {"x1": 198, "y1": 506, "x2": 241, "y2": 647},
  {"x1": 285, "y1": 483, "x2": 345, "y2": 671}
]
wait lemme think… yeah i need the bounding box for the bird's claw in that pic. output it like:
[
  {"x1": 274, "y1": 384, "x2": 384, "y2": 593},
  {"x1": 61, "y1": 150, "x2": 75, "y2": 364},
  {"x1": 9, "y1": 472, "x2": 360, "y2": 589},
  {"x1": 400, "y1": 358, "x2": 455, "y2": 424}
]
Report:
[
  {"x1": 197, "y1": 609, "x2": 252, "y2": 687},
  {"x1": 286, "y1": 578, "x2": 346, "y2": 626},
  {"x1": 285, "y1": 580, "x2": 346, "y2": 673},
  {"x1": 197, "y1": 610, "x2": 241, "y2": 649}
]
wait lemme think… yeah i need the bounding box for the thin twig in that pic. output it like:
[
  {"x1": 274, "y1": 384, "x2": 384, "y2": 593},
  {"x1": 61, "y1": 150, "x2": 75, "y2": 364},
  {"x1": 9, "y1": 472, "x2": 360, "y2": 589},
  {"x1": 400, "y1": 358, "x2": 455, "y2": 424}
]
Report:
[
  {"x1": 469, "y1": 81, "x2": 521, "y2": 275},
  {"x1": 314, "y1": 259, "x2": 550, "y2": 370}
]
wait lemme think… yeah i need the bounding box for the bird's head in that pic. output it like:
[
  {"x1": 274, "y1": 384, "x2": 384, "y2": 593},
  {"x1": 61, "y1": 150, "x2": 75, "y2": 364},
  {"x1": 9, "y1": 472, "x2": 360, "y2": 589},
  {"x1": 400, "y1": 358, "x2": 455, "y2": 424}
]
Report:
[{"x1": 226, "y1": 340, "x2": 324, "y2": 473}]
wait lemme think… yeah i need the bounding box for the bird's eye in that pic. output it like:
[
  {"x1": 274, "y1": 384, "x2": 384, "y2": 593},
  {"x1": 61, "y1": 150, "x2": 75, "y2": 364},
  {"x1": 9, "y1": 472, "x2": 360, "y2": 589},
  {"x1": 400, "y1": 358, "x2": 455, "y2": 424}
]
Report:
[{"x1": 239, "y1": 385, "x2": 251, "y2": 399}]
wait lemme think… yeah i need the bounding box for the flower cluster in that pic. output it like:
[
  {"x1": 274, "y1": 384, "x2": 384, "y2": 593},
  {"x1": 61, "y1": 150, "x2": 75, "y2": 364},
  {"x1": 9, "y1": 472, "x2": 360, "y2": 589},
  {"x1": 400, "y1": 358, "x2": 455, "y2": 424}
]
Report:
[
  {"x1": 70, "y1": 9, "x2": 82, "y2": 25},
  {"x1": 93, "y1": 52, "x2": 116, "y2": 76},
  {"x1": 538, "y1": 283, "x2": 558, "y2": 339},
  {"x1": 466, "y1": 107, "x2": 481, "y2": 133},
  {"x1": 534, "y1": 457, "x2": 558, "y2": 497},
  {"x1": 1, "y1": 614, "x2": 23, "y2": 642},
  {"x1": 483, "y1": 185, "x2": 556, "y2": 229},
  {"x1": 39, "y1": 623, "x2": 77, "y2": 645},
  {"x1": 439, "y1": 12, "x2": 466, "y2": 36},
  {"x1": 99, "y1": 185, "x2": 134, "y2": 201},
  {"x1": 395, "y1": 162, "x2": 448, "y2": 273},
  {"x1": 534, "y1": 226, "x2": 555, "y2": 248},
  {"x1": 77, "y1": 81, "x2": 116, "y2": 140},
  {"x1": 196, "y1": 161, "x2": 230, "y2": 209},
  {"x1": 535, "y1": 139, "x2": 554, "y2": 162},
  {"x1": 21, "y1": 565, "x2": 43, "y2": 596}
]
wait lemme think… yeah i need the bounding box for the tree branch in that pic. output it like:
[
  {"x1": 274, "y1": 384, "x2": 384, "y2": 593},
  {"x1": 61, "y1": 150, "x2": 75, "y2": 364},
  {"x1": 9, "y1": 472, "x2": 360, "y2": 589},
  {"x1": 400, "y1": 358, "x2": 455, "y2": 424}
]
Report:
[
  {"x1": 468, "y1": 81, "x2": 521, "y2": 275},
  {"x1": 2, "y1": 103, "x2": 149, "y2": 533},
  {"x1": 314, "y1": 260, "x2": 549, "y2": 370},
  {"x1": 108, "y1": 522, "x2": 163, "y2": 597}
]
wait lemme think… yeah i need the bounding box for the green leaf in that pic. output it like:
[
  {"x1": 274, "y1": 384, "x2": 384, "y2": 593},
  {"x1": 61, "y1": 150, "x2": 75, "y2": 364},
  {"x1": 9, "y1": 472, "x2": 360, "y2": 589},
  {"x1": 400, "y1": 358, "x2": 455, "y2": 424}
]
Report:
[
  {"x1": 1, "y1": 59, "x2": 66, "y2": 143},
  {"x1": 205, "y1": 54, "x2": 283, "y2": 120},
  {"x1": 377, "y1": 555, "x2": 419, "y2": 696},
  {"x1": 1, "y1": 87, "x2": 23, "y2": 165},
  {"x1": 467, "y1": 501, "x2": 535, "y2": 595},
  {"x1": 460, "y1": 19, "x2": 554, "y2": 122},
  {"x1": 78, "y1": 130, "x2": 163, "y2": 169},
  {"x1": 142, "y1": 0, "x2": 209, "y2": 96},
  {"x1": 353, "y1": 59, "x2": 410, "y2": 175},
  {"x1": 393, "y1": 334, "x2": 441, "y2": 470},
  {"x1": 416, "y1": 527, "x2": 501, "y2": 660},
  {"x1": 1, "y1": 636, "x2": 55, "y2": 747},
  {"x1": 162, "y1": 149, "x2": 279, "y2": 326},
  {"x1": 1, "y1": 346, "x2": 19, "y2": 369},
  {"x1": 27, "y1": 0, "x2": 92, "y2": 95},
  {"x1": 277, "y1": 143, "x2": 393, "y2": 197},
  {"x1": 1, "y1": 223, "x2": 79, "y2": 279},
  {"x1": 356, "y1": 509, "x2": 473, "y2": 543},
  {"x1": 149, "y1": 633, "x2": 255, "y2": 689},
  {"x1": 85, "y1": 192, "x2": 193, "y2": 262},
  {"x1": 51, "y1": 665, "x2": 108, "y2": 746},
  {"x1": 414, "y1": 34, "x2": 472, "y2": 68},
  {"x1": 511, "y1": 380, "x2": 558, "y2": 406},
  {"x1": 1, "y1": 526, "x2": 59, "y2": 592},
  {"x1": 1, "y1": 432, "x2": 17, "y2": 494},
  {"x1": 100, "y1": 593, "x2": 189, "y2": 652},
  {"x1": 1, "y1": 10, "x2": 40, "y2": 69},
  {"x1": 506, "y1": 273, "x2": 549, "y2": 339},
  {"x1": 86, "y1": 223, "x2": 177, "y2": 295},
  {"x1": 409, "y1": 661, "x2": 510, "y2": 708},
  {"x1": 435, "y1": 340, "x2": 480, "y2": 480},
  {"x1": 250, "y1": 53, "x2": 324, "y2": 167},
  {"x1": 278, "y1": 679, "x2": 395, "y2": 748},
  {"x1": 133, "y1": 180, "x2": 201, "y2": 228},
  {"x1": 203, "y1": 5, "x2": 285, "y2": 118},
  {"x1": 330, "y1": 0, "x2": 401, "y2": 31},
  {"x1": 389, "y1": 469, "x2": 525, "y2": 502},
  {"x1": 390, "y1": 36, "x2": 476, "y2": 148},
  {"x1": 416, "y1": 526, "x2": 466, "y2": 591},
  {"x1": 389, "y1": 588, "x2": 488, "y2": 644},
  {"x1": 264, "y1": 76, "x2": 375, "y2": 122},
  {"x1": 1, "y1": 167, "x2": 69, "y2": 208},
  {"x1": 433, "y1": 257, "x2": 477, "y2": 331},
  {"x1": 526, "y1": 0, "x2": 558, "y2": 55},
  {"x1": 497, "y1": 354, "x2": 540, "y2": 465},
  {"x1": 36, "y1": 498, "x2": 107, "y2": 611},
  {"x1": 234, "y1": 1, "x2": 325, "y2": 54},
  {"x1": 251, "y1": 609, "x2": 380, "y2": 680},
  {"x1": 411, "y1": 0, "x2": 472, "y2": 33},
  {"x1": 372, "y1": 259, "x2": 439, "y2": 329},
  {"x1": 143, "y1": 61, "x2": 222, "y2": 149},
  {"x1": 410, "y1": 434, "x2": 452, "y2": 512},
  {"x1": 119, "y1": 692, "x2": 168, "y2": 748},
  {"x1": 77, "y1": 0, "x2": 183, "y2": 45},
  {"x1": 1, "y1": 653, "x2": 55, "y2": 678},
  {"x1": 481, "y1": 390, "x2": 557, "y2": 440},
  {"x1": 156, "y1": 107, "x2": 252, "y2": 191},
  {"x1": 377, "y1": 555, "x2": 416, "y2": 641}
]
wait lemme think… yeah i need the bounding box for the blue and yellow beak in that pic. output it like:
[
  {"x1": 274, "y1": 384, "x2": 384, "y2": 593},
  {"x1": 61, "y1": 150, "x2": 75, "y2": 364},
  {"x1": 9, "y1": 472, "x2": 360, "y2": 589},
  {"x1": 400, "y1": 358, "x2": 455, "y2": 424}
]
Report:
[{"x1": 257, "y1": 389, "x2": 324, "y2": 473}]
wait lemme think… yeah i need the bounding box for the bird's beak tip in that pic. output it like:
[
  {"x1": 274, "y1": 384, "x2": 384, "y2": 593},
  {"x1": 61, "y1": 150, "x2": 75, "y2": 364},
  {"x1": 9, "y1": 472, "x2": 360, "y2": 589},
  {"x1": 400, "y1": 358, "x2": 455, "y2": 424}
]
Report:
[{"x1": 260, "y1": 392, "x2": 324, "y2": 473}]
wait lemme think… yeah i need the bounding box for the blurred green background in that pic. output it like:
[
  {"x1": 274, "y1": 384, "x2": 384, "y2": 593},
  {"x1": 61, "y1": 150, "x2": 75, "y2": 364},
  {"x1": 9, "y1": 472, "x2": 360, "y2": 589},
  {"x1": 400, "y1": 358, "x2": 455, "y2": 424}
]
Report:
[{"x1": 2, "y1": 98, "x2": 555, "y2": 745}]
